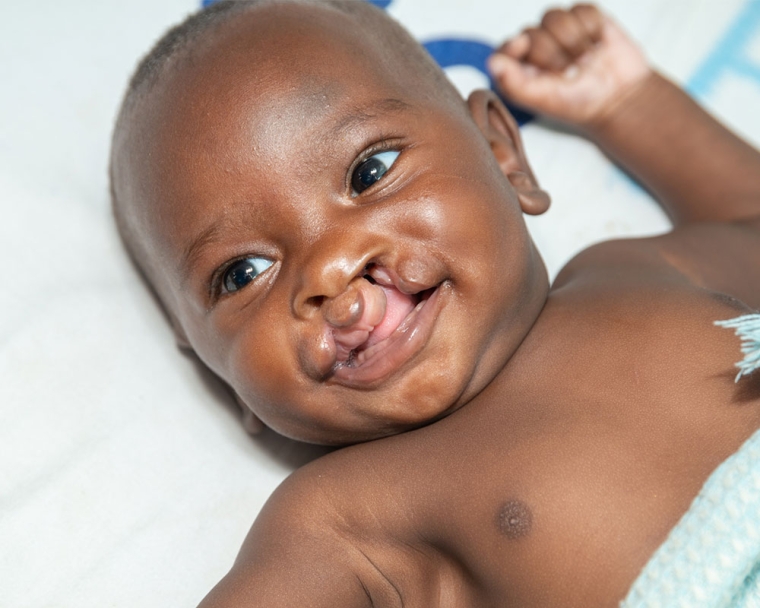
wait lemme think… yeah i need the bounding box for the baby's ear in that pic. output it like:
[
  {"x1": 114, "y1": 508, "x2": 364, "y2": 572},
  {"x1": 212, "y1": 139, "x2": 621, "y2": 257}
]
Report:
[{"x1": 467, "y1": 89, "x2": 550, "y2": 216}]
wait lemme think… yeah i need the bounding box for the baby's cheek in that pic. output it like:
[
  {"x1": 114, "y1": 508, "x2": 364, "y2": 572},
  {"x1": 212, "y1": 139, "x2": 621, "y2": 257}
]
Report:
[
  {"x1": 227, "y1": 324, "x2": 299, "y2": 416},
  {"x1": 390, "y1": 309, "x2": 478, "y2": 407},
  {"x1": 227, "y1": 327, "x2": 338, "y2": 440}
]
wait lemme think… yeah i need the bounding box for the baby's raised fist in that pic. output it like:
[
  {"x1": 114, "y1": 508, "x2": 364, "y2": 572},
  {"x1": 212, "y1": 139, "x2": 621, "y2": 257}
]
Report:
[{"x1": 488, "y1": 4, "x2": 650, "y2": 128}]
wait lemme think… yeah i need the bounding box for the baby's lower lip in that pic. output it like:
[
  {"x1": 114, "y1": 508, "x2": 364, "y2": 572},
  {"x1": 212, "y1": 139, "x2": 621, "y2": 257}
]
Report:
[{"x1": 329, "y1": 284, "x2": 446, "y2": 388}]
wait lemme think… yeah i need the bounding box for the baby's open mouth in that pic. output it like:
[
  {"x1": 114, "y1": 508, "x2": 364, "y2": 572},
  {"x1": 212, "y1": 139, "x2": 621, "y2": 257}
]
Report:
[
  {"x1": 327, "y1": 265, "x2": 445, "y2": 387},
  {"x1": 338, "y1": 281, "x2": 435, "y2": 368}
]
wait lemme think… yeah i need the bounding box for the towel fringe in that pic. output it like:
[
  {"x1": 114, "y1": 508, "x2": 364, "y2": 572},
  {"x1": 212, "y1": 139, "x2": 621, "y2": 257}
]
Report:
[{"x1": 715, "y1": 313, "x2": 760, "y2": 382}]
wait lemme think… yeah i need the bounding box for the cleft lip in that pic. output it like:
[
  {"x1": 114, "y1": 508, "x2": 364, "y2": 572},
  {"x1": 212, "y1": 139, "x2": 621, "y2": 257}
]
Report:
[
  {"x1": 346, "y1": 286, "x2": 431, "y2": 358},
  {"x1": 328, "y1": 280, "x2": 447, "y2": 388},
  {"x1": 300, "y1": 259, "x2": 448, "y2": 384},
  {"x1": 364, "y1": 262, "x2": 440, "y2": 296},
  {"x1": 334, "y1": 263, "x2": 440, "y2": 367}
]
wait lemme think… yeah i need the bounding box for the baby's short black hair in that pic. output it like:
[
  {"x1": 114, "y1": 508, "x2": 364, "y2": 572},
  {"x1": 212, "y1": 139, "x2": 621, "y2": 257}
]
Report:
[{"x1": 127, "y1": 1, "x2": 254, "y2": 96}]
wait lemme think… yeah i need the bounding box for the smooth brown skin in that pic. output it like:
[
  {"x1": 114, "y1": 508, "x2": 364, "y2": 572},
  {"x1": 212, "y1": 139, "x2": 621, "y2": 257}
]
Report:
[{"x1": 112, "y1": 3, "x2": 760, "y2": 606}]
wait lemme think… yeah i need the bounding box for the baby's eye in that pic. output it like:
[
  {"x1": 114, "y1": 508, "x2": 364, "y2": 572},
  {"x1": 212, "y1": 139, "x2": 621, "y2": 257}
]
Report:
[
  {"x1": 222, "y1": 257, "x2": 273, "y2": 293},
  {"x1": 351, "y1": 150, "x2": 400, "y2": 194}
]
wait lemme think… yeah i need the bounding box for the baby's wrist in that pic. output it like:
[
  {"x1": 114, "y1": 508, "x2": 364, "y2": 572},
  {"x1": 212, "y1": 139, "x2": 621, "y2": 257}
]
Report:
[{"x1": 582, "y1": 68, "x2": 659, "y2": 140}]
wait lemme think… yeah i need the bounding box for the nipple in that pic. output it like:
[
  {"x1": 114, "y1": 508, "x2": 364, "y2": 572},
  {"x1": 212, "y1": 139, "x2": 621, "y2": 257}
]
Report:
[{"x1": 496, "y1": 500, "x2": 533, "y2": 540}]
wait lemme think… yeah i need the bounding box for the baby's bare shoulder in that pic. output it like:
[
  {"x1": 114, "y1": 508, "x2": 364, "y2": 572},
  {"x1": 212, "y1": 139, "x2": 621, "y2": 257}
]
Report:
[
  {"x1": 198, "y1": 450, "x2": 385, "y2": 607},
  {"x1": 553, "y1": 222, "x2": 760, "y2": 311},
  {"x1": 544, "y1": 228, "x2": 757, "y2": 395},
  {"x1": 531, "y1": 225, "x2": 760, "y2": 450},
  {"x1": 199, "y1": 438, "x2": 443, "y2": 608}
]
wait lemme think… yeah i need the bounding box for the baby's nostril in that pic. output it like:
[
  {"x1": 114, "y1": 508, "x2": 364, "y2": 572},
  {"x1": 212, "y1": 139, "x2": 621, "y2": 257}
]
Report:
[
  {"x1": 306, "y1": 295, "x2": 326, "y2": 309},
  {"x1": 362, "y1": 263, "x2": 377, "y2": 284}
]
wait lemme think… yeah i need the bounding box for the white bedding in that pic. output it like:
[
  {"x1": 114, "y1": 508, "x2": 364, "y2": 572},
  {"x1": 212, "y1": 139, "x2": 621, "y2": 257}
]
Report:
[{"x1": 2, "y1": 1, "x2": 759, "y2": 605}]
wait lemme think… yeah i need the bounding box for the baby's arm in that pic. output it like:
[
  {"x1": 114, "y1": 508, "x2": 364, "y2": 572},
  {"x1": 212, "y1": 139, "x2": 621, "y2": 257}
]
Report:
[
  {"x1": 489, "y1": 4, "x2": 760, "y2": 305},
  {"x1": 197, "y1": 471, "x2": 373, "y2": 608}
]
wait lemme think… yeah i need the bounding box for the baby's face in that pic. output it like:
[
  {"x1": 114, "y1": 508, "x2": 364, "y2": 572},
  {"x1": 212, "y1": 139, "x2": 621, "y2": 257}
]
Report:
[{"x1": 120, "y1": 4, "x2": 548, "y2": 444}]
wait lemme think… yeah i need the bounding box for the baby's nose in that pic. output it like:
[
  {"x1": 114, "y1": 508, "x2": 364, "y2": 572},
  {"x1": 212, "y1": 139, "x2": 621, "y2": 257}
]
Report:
[{"x1": 322, "y1": 276, "x2": 385, "y2": 330}]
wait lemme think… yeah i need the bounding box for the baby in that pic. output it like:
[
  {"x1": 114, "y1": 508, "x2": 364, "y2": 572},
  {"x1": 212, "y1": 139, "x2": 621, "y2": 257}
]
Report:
[{"x1": 110, "y1": 1, "x2": 760, "y2": 605}]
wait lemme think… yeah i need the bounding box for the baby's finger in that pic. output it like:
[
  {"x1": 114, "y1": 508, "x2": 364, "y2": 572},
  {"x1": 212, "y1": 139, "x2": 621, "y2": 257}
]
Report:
[
  {"x1": 541, "y1": 8, "x2": 594, "y2": 59},
  {"x1": 570, "y1": 4, "x2": 605, "y2": 44},
  {"x1": 488, "y1": 52, "x2": 532, "y2": 98},
  {"x1": 496, "y1": 32, "x2": 531, "y2": 60},
  {"x1": 493, "y1": 61, "x2": 568, "y2": 113},
  {"x1": 522, "y1": 26, "x2": 573, "y2": 72},
  {"x1": 488, "y1": 52, "x2": 554, "y2": 111}
]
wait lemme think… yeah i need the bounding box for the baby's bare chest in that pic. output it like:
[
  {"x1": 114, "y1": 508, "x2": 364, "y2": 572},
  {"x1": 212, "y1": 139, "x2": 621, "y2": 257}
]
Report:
[
  {"x1": 358, "y1": 295, "x2": 760, "y2": 606},
  {"x1": 367, "y1": 409, "x2": 758, "y2": 606}
]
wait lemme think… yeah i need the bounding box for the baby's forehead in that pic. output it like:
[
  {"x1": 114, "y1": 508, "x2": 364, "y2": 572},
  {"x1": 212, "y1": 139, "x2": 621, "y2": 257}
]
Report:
[
  {"x1": 149, "y1": 10, "x2": 407, "y2": 135},
  {"x1": 129, "y1": 6, "x2": 444, "y2": 181},
  {"x1": 174, "y1": 5, "x2": 391, "y2": 82},
  {"x1": 162, "y1": 2, "x2": 449, "y2": 112}
]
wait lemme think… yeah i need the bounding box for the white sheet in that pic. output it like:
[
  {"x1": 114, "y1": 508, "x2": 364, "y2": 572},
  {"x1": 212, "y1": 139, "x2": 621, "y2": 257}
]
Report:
[{"x1": 2, "y1": 1, "x2": 758, "y2": 605}]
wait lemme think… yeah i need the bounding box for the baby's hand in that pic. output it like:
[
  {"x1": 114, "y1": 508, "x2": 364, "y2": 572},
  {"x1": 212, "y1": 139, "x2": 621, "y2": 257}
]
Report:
[{"x1": 488, "y1": 4, "x2": 651, "y2": 128}]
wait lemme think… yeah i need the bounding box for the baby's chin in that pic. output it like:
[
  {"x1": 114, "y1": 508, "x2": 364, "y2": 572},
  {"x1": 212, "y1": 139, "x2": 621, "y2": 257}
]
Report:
[
  {"x1": 268, "y1": 403, "x2": 450, "y2": 447},
  {"x1": 265, "y1": 386, "x2": 470, "y2": 447}
]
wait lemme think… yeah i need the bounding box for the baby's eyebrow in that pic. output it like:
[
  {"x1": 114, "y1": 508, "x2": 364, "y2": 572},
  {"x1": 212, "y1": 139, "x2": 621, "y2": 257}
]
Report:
[
  {"x1": 326, "y1": 97, "x2": 413, "y2": 139},
  {"x1": 179, "y1": 219, "x2": 230, "y2": 285}
]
